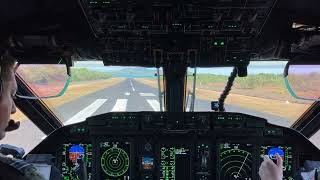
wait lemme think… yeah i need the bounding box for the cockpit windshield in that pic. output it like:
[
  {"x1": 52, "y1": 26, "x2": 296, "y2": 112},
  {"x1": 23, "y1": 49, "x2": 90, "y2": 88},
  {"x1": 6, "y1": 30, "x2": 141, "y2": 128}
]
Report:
[
  {"x1": 18, "y1": 61, "x2": 312, "y2": 127},
  {"x1": 186, "y1": 61, "x2": 313, "y2": 127},
  {"x1": 41, "y1": 61, "x2": 165, "y2": 125}
]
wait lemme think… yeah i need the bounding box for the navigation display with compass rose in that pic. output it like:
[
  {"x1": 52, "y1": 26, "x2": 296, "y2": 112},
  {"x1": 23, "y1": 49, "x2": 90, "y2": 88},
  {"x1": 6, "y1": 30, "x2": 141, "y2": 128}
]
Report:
[
  {"x1": 218, "y1": 143, "x2": 253, "y2": 180},
  {"x1": 99, "y1": 141, "x2": 131, "y2": 180}
]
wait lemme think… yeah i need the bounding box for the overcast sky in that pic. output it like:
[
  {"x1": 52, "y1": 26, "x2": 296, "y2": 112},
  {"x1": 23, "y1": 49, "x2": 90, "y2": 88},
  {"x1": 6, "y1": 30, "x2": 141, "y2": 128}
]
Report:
[{"x1": 73, "y1": 61, "x2": 288, "y2": 75}]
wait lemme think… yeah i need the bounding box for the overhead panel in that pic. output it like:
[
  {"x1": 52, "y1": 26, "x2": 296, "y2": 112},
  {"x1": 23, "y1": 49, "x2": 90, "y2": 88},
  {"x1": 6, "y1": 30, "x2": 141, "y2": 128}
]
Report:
[{"x1": 78, "y1": 0, "x2": 277, "y2": 67}]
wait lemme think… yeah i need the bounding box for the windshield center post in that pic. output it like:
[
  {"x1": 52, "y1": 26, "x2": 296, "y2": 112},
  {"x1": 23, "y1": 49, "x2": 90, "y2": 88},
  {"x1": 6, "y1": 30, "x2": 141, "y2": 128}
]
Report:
[{"x1": 163, "y1": 60, "x2": 187, "y2": 112}]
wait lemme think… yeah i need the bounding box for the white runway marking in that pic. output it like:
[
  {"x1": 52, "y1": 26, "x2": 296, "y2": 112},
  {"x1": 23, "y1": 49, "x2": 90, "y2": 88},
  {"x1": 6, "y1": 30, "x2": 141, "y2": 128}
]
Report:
[
  {"x1": 125, "y1": 92, "x2": 130, "y2": 96},
  {"x1": 130, "y1": 79, "x2": 135, "y2": 91},
  {"x1": 111, "y1": 99, "x2": 128, "y2": 112},
  {"x1": 65, "y1": 99, "x2": 107, "y2": 125},
  {"x1": 146, "y1": 99, "x2": 165, "y2": 111},
  {"x1": 186, "y1": 94, "x2": 192, "y2": 111},
  {"x1": 139, "y1": 93, "x2": 156, "y2": 97}
]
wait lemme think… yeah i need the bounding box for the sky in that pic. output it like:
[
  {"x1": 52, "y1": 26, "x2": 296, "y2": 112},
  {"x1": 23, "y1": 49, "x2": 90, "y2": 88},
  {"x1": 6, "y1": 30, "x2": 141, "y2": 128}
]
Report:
[{"x1": 73, "y1": 61, "x2": 288, "y2": 75}]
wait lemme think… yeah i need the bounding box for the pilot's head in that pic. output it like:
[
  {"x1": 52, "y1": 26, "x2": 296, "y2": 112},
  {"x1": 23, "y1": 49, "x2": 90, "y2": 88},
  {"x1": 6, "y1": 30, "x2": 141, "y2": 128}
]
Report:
[{"x1": 0, "y1": 55, "x2": 17, "y2": 139}]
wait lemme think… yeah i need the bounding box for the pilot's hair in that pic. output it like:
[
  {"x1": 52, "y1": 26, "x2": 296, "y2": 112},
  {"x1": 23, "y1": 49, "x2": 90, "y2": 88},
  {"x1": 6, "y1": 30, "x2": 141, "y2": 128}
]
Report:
[{"x1": 0, "y1": 55, "x2": 16, "y2": 95}]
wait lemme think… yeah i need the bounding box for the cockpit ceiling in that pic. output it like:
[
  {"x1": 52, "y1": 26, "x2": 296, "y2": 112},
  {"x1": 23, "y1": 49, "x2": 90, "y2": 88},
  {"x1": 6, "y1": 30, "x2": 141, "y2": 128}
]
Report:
[{"x1": 1, "y1": 0, "x2": 320, "y2": 67}]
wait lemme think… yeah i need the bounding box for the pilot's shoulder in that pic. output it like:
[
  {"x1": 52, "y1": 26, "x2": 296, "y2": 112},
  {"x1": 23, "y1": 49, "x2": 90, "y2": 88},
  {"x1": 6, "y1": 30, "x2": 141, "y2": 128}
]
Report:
[{"x1": 0, "y1": 153, "x2": 45, "y2": 180}]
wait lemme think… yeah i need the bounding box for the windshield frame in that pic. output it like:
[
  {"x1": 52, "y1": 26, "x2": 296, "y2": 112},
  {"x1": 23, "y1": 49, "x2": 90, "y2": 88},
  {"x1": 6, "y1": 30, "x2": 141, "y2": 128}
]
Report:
[
  {"x1": 15, "y1": 74, "x2": 63, "y2": 134},
  {"x1": 292, "y1": 101, "x2": 320, "y2": 136}
]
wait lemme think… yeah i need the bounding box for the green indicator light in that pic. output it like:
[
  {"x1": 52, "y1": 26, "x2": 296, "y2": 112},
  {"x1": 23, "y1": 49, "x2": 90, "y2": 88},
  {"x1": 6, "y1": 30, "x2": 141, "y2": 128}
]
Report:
[
  {"x1": 214, "y1": 42, "x2": 218, "y2": 46},
  {"x1": 221, "y1": 41, "x2": 225, "y2": 46}
]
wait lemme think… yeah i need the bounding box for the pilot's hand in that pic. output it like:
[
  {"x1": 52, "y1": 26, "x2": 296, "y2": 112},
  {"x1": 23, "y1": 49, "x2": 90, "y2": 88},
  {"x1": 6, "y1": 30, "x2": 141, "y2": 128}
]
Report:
[{"x1": 259, "y1": 154, "x2": 283, "y2": 180}]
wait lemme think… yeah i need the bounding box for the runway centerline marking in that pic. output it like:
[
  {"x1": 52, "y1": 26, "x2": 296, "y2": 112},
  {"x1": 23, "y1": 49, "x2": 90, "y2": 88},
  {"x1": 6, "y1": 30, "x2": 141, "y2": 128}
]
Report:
[
  {"x1": 130, "y1": 79, "x2": 135, "y2": 91},
  {"x1": 111, "y1": 99, "x2": 128, "y2": 112},
  {"x1": 65, "y1": 99, "x2": 108, "y2": 125}
]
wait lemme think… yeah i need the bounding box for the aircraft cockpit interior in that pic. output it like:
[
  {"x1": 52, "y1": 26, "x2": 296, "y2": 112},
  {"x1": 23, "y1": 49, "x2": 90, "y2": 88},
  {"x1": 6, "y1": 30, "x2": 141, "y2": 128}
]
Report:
[{"x1": 2, "y1": 0, "x2": 320, "y2": 179}]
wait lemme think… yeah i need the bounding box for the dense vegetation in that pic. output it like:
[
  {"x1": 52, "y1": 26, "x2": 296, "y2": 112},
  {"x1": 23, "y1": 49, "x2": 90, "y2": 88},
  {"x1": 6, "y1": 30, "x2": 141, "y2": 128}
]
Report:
[
  {"x1": 194, "y1": 73, "x2": 284, "y2": 89},
  {"x1": 71, "y1": 68, "x2": 112, "y2": 82}
]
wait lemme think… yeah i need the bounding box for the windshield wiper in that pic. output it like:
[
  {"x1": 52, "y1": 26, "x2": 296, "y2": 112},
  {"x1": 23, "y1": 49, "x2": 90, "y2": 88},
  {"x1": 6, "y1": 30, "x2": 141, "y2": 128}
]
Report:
[{"x1": 213, "y1": 67, "x2": 238, "y2": 112}]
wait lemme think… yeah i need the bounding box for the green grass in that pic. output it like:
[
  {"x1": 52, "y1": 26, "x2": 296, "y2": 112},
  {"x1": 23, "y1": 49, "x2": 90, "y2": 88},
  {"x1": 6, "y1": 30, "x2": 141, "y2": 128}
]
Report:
[
  {"x1": 192, "y1": 73, "x2": 284, "y2": 89},
  {"x1": 195, "y1": 74, "x2": 228, "y2": 84},
  {"x1": 71, "y1": 68, "x2": 112, "y2": 82},
  {"x1": 235, "y1": 73, "x2": 283, "y2": 89}
]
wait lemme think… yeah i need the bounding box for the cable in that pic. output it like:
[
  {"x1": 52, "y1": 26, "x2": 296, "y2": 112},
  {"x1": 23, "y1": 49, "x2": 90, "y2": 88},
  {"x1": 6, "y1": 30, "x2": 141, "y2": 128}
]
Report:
[{"x1": 218, "y1": 67, "x2": 238, "y2": 112}]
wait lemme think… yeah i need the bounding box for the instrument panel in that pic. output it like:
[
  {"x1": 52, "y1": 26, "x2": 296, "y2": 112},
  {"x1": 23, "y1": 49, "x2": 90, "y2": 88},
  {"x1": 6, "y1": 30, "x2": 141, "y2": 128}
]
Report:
[{"x1": 30, "y1": 112, "x2": 320, "y2": 180}]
